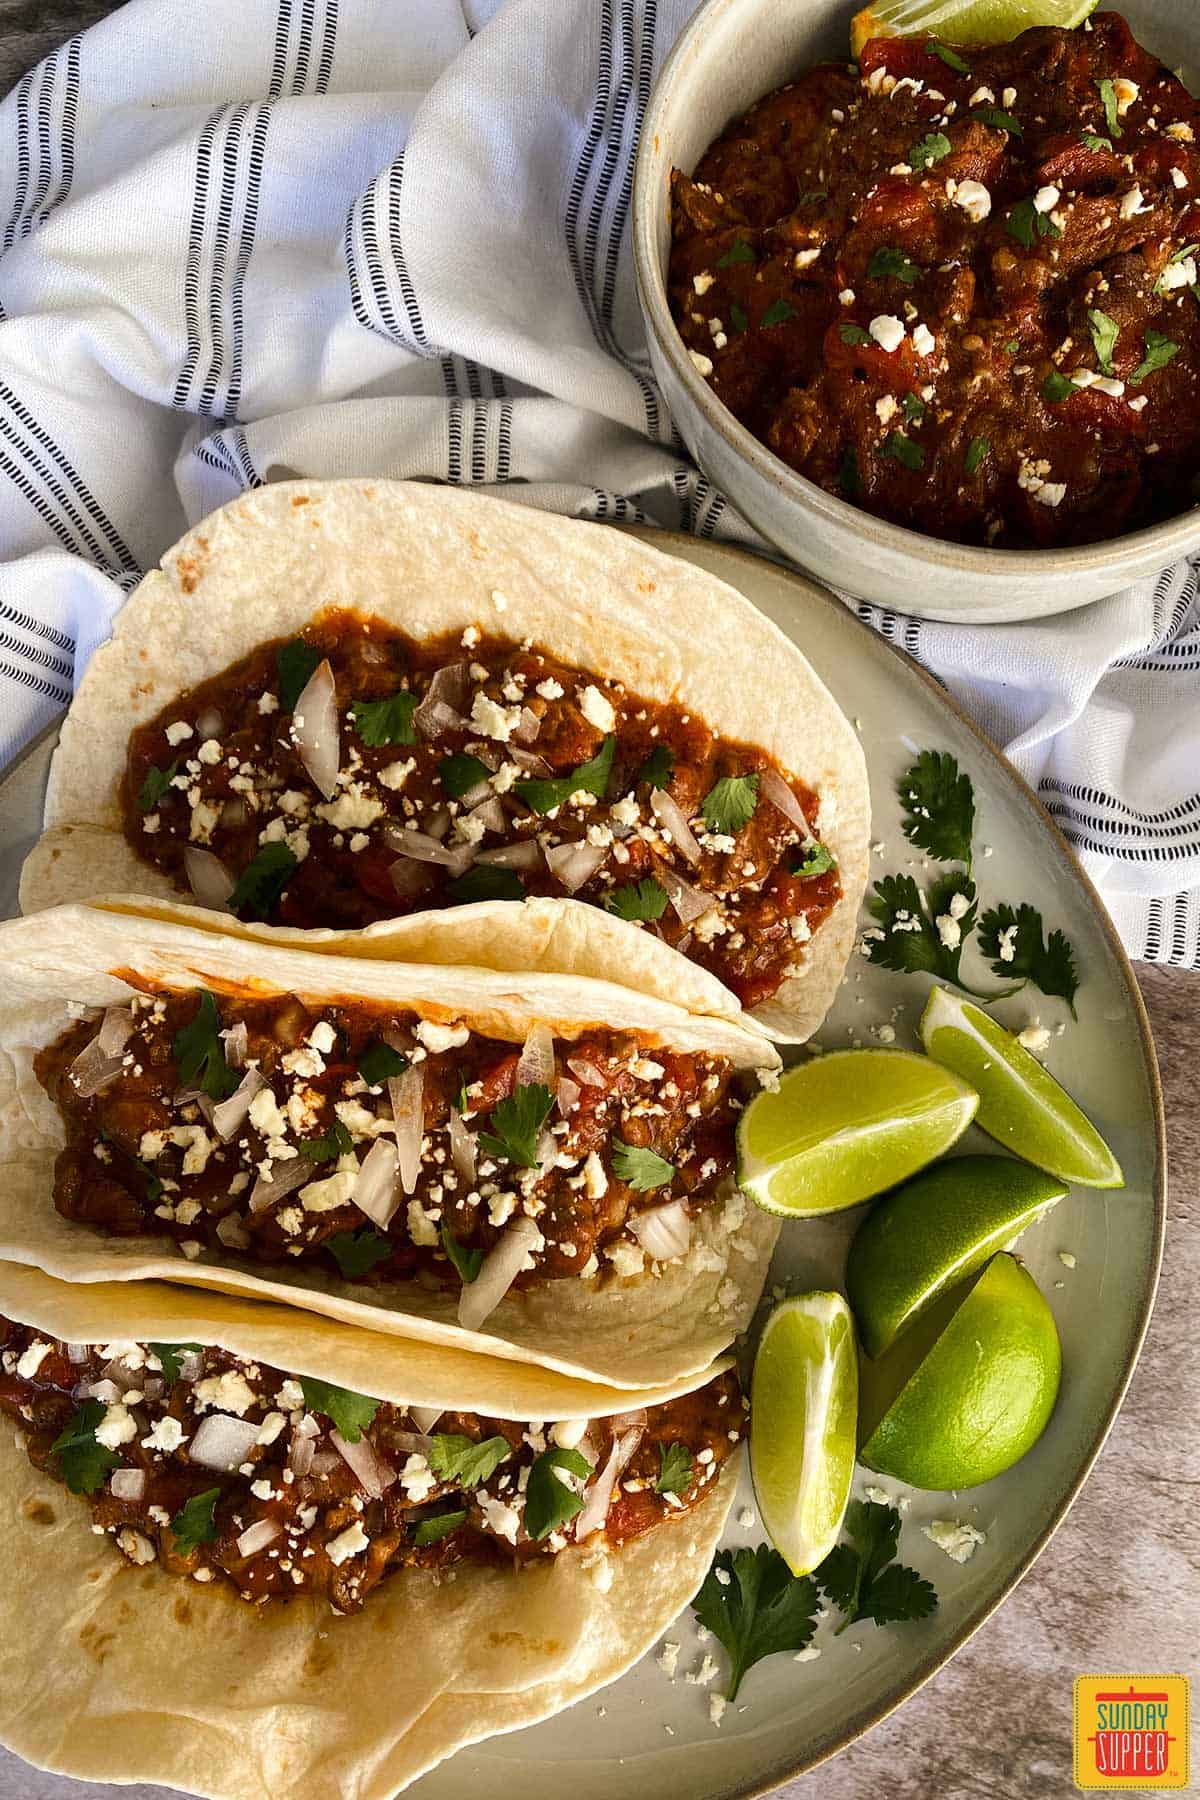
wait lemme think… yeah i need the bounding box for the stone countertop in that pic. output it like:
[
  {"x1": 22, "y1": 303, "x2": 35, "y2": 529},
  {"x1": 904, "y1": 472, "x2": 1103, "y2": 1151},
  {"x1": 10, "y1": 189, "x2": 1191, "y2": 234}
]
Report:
[{"x1": 0, "y1": 6, "x2": 1197, "y2": 1797}]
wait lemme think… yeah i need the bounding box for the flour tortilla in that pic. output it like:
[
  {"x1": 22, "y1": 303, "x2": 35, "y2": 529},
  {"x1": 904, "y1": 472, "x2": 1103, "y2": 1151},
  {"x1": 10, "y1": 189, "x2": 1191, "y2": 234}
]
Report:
[
  {"x1": 0, "y1": 1260, "x2": 737, "y2": 1800},
  {"x1": 22, "y1": 478, "x2": 869, "y2": 1041},
  {"x1": 0, "y1": 904, "x2": 780, "y2": 1389}
]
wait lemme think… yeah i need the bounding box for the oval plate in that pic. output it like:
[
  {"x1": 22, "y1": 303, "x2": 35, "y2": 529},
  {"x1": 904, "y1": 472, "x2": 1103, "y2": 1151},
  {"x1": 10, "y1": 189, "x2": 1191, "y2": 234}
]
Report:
[{"x1": 0, "y1": 536, "x2": 1164, "y2": 1800}]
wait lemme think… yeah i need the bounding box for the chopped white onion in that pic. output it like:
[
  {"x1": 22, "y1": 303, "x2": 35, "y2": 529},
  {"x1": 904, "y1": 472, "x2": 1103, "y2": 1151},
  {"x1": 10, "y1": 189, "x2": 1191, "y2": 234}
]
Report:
[
  {"x1": 457, "y1": 778, "x2": 492, "y2": 809},
  {"x1": 184, "y1": 845, "x2": 235, "y2": 911},
  {"x1": 510, "y1": 747, "x2": 552, "y2": 776},
  {"x1": 76, "y1": 1377, "x2": 121, "y2": 1404},
  {"x1": 556, "y1": 1077, "x2": 580, "y2": 1118},
  {"x1": 514, "y1": 706, "x2": 542, "y2": 744},
  {"x1": 475, "y1": 840, "x2": 542, "y2": 871},
  {"x1": 389, "y1": 1064, "x2": 425, "y2": 1195},
  {"x1": 516, "y1": 1023, "x2": 556, "y2": 1089},
  {"x1": 380, "y1": 822, "x2": 474, "y2": 873},
  {"x1": 545, "y1": 840, "x2": 606, "y2": 893},
  {"x1": 292, "y1": 658, "x2": 340, "y2": 800},
  {"x1": 220, "y1": 797, "x2": 248, "y2": 830},
  {"x1": 657, "y1": 863, "x2": 712, "y2": 927},
  {"x1": 288, "y1": 1432, "x2": 315, "y2": 1478},
  {"x1": 463, "y1": 795, "x2": 506, "y2": 836},
  {"x1": 236, "y1": 1518, "x2": 282, "y2": 1558},
  {"x1": 221, "y1": 1021, "x2": 249, "y2": 1068},
  {"x1": 190, "y1": 1413, "x2": 261, "y2": 1472},
  {"x1": 249, "y1": 1157, "x2": 311, "y2": 1213},
  {"x1": 448, "y1": 1108, "x2": 477, "y2": 1185},
  {"x1": 66, "y1": 1342, "x2": 89, "y2": 1365},
  {"x1": 110, "y1": 1467, "x2": 146, "y2": 1502},
  {"x1": 331, "y1": 1428, "x2": 395, "y2": 1499},
  {"x1": 650, "y1": 787, "x2": 702, "y2": 864},
  {"x1": 424, "y1": 808, "x2": 452, "y2": 842},
  {"x1": 610, "y1": 1407, "x2": 649, "y2": 1432},
  {"x1": 211, "y1": 1066, "x2": 266, "y2": 1142},
  {"x1": 457, "y1": 1215, "x2": 541, "y2": 1331},
  {"x1": 141, "y1": 1378, "x2": 165, "y2": 1402},
  {"x1": 408, "y1": 1407, "x2": 443, "y2": 1434},
  {"x1": 567, "y1": 1056, "x2": 606, "y2": 1088},
  {"x1": 629, "y1": 1200, "x2": 691, "y2": 1261},
  {"x1": 574, "y1": 1429, "x2": 643, "y2": 1540},
  {"x1": 352, "y1": 1135, "x2": 401, "y2": 1229},
  {"x1": 177, "y1": 1350, "x2": 204, "y2": 1384},
  {"x1": 387, "y1": 1429, "x2": 436, "y2": 1457},
  {"x1": 759, "y1": 766, "x2": 811, "y2": 837},
  {"x1": 97, "y1": 1005, "x2": 135, "y2": 1058},
  {"x1": 68, "y1": 1033, "x2": 126, "y2": 1098},
  {"x1": 196, "y1": 706, "x2": 223, "y2": 739},
  {"x1": 414, "y1": 663, "x2": 470, "y2": 738}
]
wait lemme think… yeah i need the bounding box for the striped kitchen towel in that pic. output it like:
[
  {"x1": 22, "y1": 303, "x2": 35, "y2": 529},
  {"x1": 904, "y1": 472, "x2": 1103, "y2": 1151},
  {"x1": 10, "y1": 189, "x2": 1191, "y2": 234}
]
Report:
[{"x1": 0, "y1": 0, "x2": 1196, "y2": 965}]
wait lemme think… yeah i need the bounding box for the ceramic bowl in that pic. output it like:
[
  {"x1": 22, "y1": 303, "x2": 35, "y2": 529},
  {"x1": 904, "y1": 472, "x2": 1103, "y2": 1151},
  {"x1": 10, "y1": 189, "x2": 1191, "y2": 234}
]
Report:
[{"x1": 632, "y1": 0, "x2": 1200, "y2": 622}]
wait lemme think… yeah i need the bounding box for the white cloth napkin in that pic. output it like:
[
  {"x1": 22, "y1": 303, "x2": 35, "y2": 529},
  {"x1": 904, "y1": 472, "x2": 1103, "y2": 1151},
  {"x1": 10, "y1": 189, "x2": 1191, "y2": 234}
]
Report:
[{"x1": 0, "y1": 0, "x2": 1197, "y2": 966}]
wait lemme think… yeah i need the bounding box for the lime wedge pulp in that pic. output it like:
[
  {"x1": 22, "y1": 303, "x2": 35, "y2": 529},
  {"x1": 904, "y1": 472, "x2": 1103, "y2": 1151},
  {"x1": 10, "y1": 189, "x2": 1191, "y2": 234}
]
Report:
[
  {"x1": 736, "y1": 1049, "x2": 979, "y2": 1218},
  {"x1": 846, "y1": 1154, "x2": 1067, "y2": 1356},
  {"x1": 919, "y1": 986, "x2": 1123, "y2": 1188},
  {"x1": 850, "y1": 0, "x2": 1098, "y2": 60},
  {"x1": 750, "y1": 1293, "x2": 858, "y2": 1575}
]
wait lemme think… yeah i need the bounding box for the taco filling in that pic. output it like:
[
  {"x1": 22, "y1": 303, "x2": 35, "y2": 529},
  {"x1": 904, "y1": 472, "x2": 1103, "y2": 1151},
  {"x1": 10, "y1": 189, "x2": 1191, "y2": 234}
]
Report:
[
  {"x1": 122, "y1": 612, "x2": 841, "y2": 1010},
  {"x1": 0, "y1": 1318, "x2": 743, "y2": 1610},
  {"x1": 37, "y1": 988, "x2": 754, "y2": 1325}
]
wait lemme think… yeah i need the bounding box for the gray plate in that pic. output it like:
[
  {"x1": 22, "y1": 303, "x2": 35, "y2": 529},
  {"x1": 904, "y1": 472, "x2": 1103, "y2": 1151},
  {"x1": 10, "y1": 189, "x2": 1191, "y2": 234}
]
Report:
[{"x1": 0, "y1": 536, "x2": 1165, "y2": 1800}]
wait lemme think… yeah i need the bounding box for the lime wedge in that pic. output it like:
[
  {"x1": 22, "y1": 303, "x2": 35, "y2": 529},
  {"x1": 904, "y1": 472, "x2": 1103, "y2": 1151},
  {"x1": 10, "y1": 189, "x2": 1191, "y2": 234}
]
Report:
[
  {"x1": 919, "y1": 987, "x2": 1123, "y2": 1188},
  {"x1": 859, "y1": 1252, "x2": 1061, "y2": 1489},
  {"x1": 851, "y1": 0, "x2": 1097, "y2": 58},
  {"x1": 736, "y1": 1049, "x2": 978, "y2": 1218},
  {"x1": 847, "y1": 1154, "x2": 1066, "y2": 1356},
  {"x1": 750, "y1": 1293, "x2": 858, "y2": 1575}
]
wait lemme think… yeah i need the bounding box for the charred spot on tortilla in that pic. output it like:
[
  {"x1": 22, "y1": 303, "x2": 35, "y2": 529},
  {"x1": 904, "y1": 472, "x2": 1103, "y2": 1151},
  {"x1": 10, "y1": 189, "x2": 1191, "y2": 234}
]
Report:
[{"x1": 21, "y1": 1497, "x2": 55, "y2": 1525}]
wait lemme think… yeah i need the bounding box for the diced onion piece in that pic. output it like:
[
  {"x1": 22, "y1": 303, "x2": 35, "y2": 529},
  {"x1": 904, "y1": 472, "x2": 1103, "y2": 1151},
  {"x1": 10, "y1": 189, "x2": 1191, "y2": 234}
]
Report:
[
  {"x1": 387, "y1": 1429, "x2": 436, "y2": 1457},
  {"x1": 248, "y1": 1157, "x2": 311, "y2": 1214},
  {"x1": 331, "y1": 1428, "x2": 395, "y2": 1498},
  {"x1": 424, "y1": 808, "x2": 452, "y2": 842},
  {"x1": 516, "y1": 1023, "x2": 556, "y2": 1089},
  {"x1": 650, "y1": 788, "x2": 702, "y2": 864},
  {"x1": 575, "y1": 1428, "x2": 643, "y2": 1540},
  {"x1": 556, "y1": 1077, "x2": 580, "y2": 1118},
  {"x1": 545, "y1": 840, "x2": 606, "y2": 893},
  {"x1": 68, "y1": 1033, "x2": 126, "y2": 1098},
  {"x1": 759, "y1": 766, "x2": 812, "y2": 837},
  {"x1": 66, "y1": 1342, "x2": 90, "y2": 1365},
  {"x1": 97, "y1": 1005, "x2": 135, "y2": 1058},
  {"x1": 177, "y1": 1350, "x2": 204, "y2": 1384},
  {"x1": 141, "y1": 1378, "x2": 164, "y2": 1402},
  {"x1": 110, "y1": 1467, "x2": 146, "y2": 1502},
  {"x1": 408, "y1": 1407, "x2": 443, "y2": 1434},
  {"x1": 196, "y1": 706, "x2": 223, "y2": 739},
  {"x1": 629, "y1": 1200, "x2": 691, "y2": 1261},
  {"x1": 567, "y1": 1056, "x2": 606, "y2": 1088},
  {"x1": 352, "y1": 1136, "x2": 401, "y2": 1228},
  {"x1": 221, "y1": 798, "x2": 248, "y2": 830},
  {"x1": 514, "y1": 706, "x2": 542, "y2": 744},
  {"x1": 288, "y1": 1432, "x2": 315, "y2": 1478},
  {"x1": 184, "y1": 845, "x2": 235, "y2": 911},
  {"x1": 292, "y1": 658, "x2": 340, "y2": 800},
  {"x1": 475, "y1": 840, "x2": 542, "y2": 871},
  {"x1": 76, "y1": 1377, "x2": 121, "y2": 1404},
  {"x1": 236, "y1": 1518, "x2": 282, "y2": 1558},
  {"x1": 458, "y1": 778, "x2": 492, "y2": 809},
  {"x1": 510, "y1": 747, "x2": 552, "y2": 776},
  {"x1": 380, "y1": 822, "x2": 474, "y2": 873},
  {"x1": 389, "y1": 1065, "x2": 425, "y2": 1196},
  {"x1": 221, "y1": 1021, "x2": 249, "y2": 1068},
  {"x1": 457, "y1": 1216, "x2": 541, "y2": 1332},
  {"x1": 212, "y1": 1066, "x2": 266, "y2": 1142},
  {"x1": 448, "y1": 1108, "x2": 477, "y2": 1185},
  {"x1": 463, "y1": 796, "x2": 506, "y2": 836},
  {"x1": 190, "y1": 1413, "x2": 261, "y2": 1472},
  {"x1": 414, "y1": 662, "x2": 469, "y2": 739},
  {"x1": 657, "y1": 863, "x2": 711, "y2": 926},
  {"x1": 610, "y1": 1408, "x2": 649, "y2": 1432}
]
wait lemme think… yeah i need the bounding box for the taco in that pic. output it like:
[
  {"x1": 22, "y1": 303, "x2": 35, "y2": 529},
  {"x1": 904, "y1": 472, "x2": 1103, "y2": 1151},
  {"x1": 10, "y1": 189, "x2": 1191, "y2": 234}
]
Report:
[
  {"x1": 0, "y1": 904, "x2": 779, "y2": 1389},
  {"x1": 0, "y1": 1260, "x2": 741, "y2": 1799},
  {"x1": 20, "y1": 479, "x2": 869, "y2": 1040}
]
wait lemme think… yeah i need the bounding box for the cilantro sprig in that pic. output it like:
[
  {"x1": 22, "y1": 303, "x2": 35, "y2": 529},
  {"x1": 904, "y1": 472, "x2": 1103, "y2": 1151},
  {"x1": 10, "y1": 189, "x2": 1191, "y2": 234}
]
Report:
[
  {"x1": 972, "y1": 105, "x2": 1022, "y2": 136},
  {"x1": 1130, "y1": 329, "x2": 1179, "y2": 385},
  {"x1": 326, "y1": 1228, "x2": 392, "y2": 1278},
  {"x1": 964, "y1": 436, "x2": 990, "y2": 476},
  {"x1": 172, "y1": 992, "x2": 239, "y2": 1101},
  {"x1": 792, "y1": 842, "x2": 835, "y2": 879},
  {"x1": 815, "y1": 1500, "x2": 937, "y2": 1633},
  {"x1": 702, "y1": 772, "x2": 759, "y2": 835},
  {"x1": 1095, "y1": 77, "x2": 1123, "y2": 140},
  {"x1": 413, "y1": 1510, "x2": 467, "y2": 1546},
  {"x1": 865, "y1": 870, "x2": 1004, "y2": 994},
  {"x1": 447, "y1": 864, "x2": 525, "y2": 904},
  {"x1": 49, "y1": 1401, "x2": 120, "y2": 1495},
  {"x1": 440, "y1": 1221, "x2": 483, "y2": 1285},
  {"x1": 603, "y1": 878, "x2": 668, "y2": 922},
  {"x1": 1006, "y1": 198, "x2": 1062, "y2": 250},
  {"x1": 276, "y1": 638, "x2": 320, "y2": 711},
  {"x1": 899, "y1": 750, "x2": 974, "y2": 869},
  {"x1": 515, "y1": 735, "x2": 615, "y2": 816},
  {"x1": 637, "y1": 745, "x2": 675, "y2": 789},
  {"x1": 228, "y1": 841, "x2": 298, "y2": 920},
  {"x1": 358, "y1": 1040, "x2": 408, "y2": 1086},
  {"x1": 150, "y1": 1342, "x2": 202, "y2": 1383},
  {"x1": 910, "y1": 132, "x2": 951, "y2": 172},
  {"x1": 352, "y1": 690, "x2": 418, "y2": 746},
  {"x1": 137, "y1": 760, "x2": 178, "y2": 812},
  {"x1": 478, "y1": 1082, "x2": 555, "y2": 1167},
  {"x1": 979, "y1": 902, "x2": 1080, "y2": 1014},
  {"x1": 612, "y1": 1139, "x2": 676, "y2": 1191},
  {"x1": 300, "y1": 1118, "x2": 354, "y2": 1163},
  {"x1": 693, "y1": 1546, "x2": 820, "y2": 1700},
  {"x1": 426, "y1": 1434, "x2": 511, "y2": 1487},
  {"x1": 439, "y1": 752, "x2": 489, "y2": 800},
  {"x1": 867, "y1": 246, "x2": 921, "y2": 287},
  {"x1": 298, "y1": 1376, "x2": 380, "y2": 1443},
  {"x1": 524, "y1": 1445, "x2": 592, "y2": 1541},
  {"x1": 925, "y1": 40, "x2": 970, "y2": 75},
  {"x1": 717, "y1": 238, "x2": 756, "y2": 268},
  {"x1": 1088, "y1": 307, "x2": 1119, "y2": 376},
  {"x1": 170, "y1": 1487, "x2": 221, "y2": 1554},
  {"x1": 656, "y1": 1442, "x2": 693, "y2": 1496},
  {"x1": 761, "y1": 298, "x2": 797, "y2": 328}
]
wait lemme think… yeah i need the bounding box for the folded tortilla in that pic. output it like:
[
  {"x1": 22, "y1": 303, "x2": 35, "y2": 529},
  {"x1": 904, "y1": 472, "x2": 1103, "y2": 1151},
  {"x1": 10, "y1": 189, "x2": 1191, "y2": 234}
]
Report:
[
  {"x1": 20, "y1": 478, "x2": 869, "y2": 1041},
  {"x1": 0, "y1": 904, "x2": 780, "y2": 1388},
  {"x1": 0, "y1": 1261, "x2": 736, "y2": 1800}
]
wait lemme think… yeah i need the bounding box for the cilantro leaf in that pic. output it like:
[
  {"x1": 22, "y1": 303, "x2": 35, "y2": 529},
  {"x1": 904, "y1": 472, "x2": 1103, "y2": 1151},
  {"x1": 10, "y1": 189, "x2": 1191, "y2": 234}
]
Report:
[
  {"x1": 326, "y1": 1228, "x2": 392, "y2": 1278},
  {"x1": 861, "y1": 1561, "x2": 940, "y2": 1626},
  {"x1": 865, "y1": 870, "x2": 977, "y2": 987},
  {"x1": 656, "y1": 1441, "x2": 693, "y2": 1495},
  {"x1": 413, "y1": 1510, "x2": 468, "y2": 1545},
  {"x1": 898, "y1": 749, "x2": 974, "y2": 867},
  {"x1": 702, "y1": 771, "x2": 759, "y2": 835},
  {"x1": 972, "y1": 106, "x2": 1021, "y2": 135},
  {"x1": 1096, "y1": 77, "x2": 1123, "y2": 139},
  {"x1": 1042, "y1": 369, "x2": 1075, "y2": 403},
  {"x1": 172, "y1": 991, "x2": 239, "y2": 1100},
  {"x1": 357, "y1": 1040, "x2": 408, "y2": 1086},
  {"x1": 603, "y1": 878, "x2": 669, "y2": 922},
  {"x1": 910, "y1": 132, "x2": 952, "y2": 172},
  {"x1": 729, "y1": 300, "x2": 749, "y2": 334},
  {"x1": 717, "y1": 238, "x2": 756, "y2": 267},
  {"x1": 49, "y1": 1401, "x2": 120, "y2": 1495},
  {"x1": 276, "y1": 638, "x2": 321, "y2": 711},
  {"x1": 228, "y1": 841, "x2": 298, "y2": 921},
  {"x1": 761, "y1": 298, "x2": 797, "y2": 327},
  {"x1": 1088, "y1": 307, "x2": 1119, "y2": 375},
  {"x1": 978, "y1": 901, "x2": 1080, "y2": 1013},
  {"x1": 300, "y1": 1118, "x2": 354, "y2": 1163},
  {"x1": 1006, "y1": 198, "x2": 1061, "y2": 250},
  {"x1": 868, "y1": 246, "x2": 921, "y2": 286},
  {"x1": 169, "y1": 1487, "x2": 220, "y2": 1554},
  {"x1": 150, "y1": 1342, "x2": 202, "y2": 1384},
  {"x1": 352, "y1": 690, "x2": 418, "y2": 747},
  {"x1": 447, "y1": 864, "x2": 525, "y2": 903},
  {"x1": 515, "y1": 734, "x2": 615, "y2": 816},
  {"x1": 426, "y1": 1433, "x2": 512, "y2": 1487},
  {"x1": 438, "y1": 752, "x2": 489, "y2": 800},
  {"x1": 137, "y1": 760, "x2": 178, "y2": 812},
  {"x1": 638, "y1": 744, "x2": 675, "y2": 789},
  {"x1": 883, "y1": 431, "x2": 924, "y2": 472},
  {"x1": 612, "y1": 1139, "x2": 676, "y2": 1191},
  {"x1": 298, "y1": 1376, "x2": 380, "y2": 1443},
  {"x1": 1130, "y1": 329, "x2": 1179, "y2": 385},
  {"x1": 478, "y1": 1082, "x2": 555, "y2": 1167},
  {"x1": 926, "y1": 40, "x2": 970, "y2": 75},
  {"x1": 964, "y1": 435, "x2": 990, "y2": 475},
  {"x1": 839, "y1": 322, "x2": 871, "y2": 347},
  {"x1": 440, "y1": 1221, "x2": 483, "y2": 1285},
  {"x1": 523, "y1": 1445, "x2": 592, "y2": 1541},
  {"x1": 1082, "y1": 130, "x2": 1112, "y2": 152},
  {"x1": 900, "y1": 393, "x2": 924, "y2": 426},
  {"x1": 837, "y1": 445, "x2": 862, "y2": 496},
  {"x1": 815, "y1": 1501, "x2": 936, "y2": 1633},
  {"x1": 792, "y1": 842, "x2": 835, "y2": 879},
  {"x1": 693, "y1": 1545, "x2": 820, "y2": 1700}
]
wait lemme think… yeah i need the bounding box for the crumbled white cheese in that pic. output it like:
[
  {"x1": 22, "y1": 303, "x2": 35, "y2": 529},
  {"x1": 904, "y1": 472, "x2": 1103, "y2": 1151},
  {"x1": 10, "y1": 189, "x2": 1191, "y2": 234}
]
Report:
[
  {"x1": 96, "y1": 1403, "x2": 137, "y2": 1449},
  {"x1": 1017, "y1": 1019, "x2": 1052, "y2": 1054},
  {"x1": 949, "y1": 179, "x2": 991, "y2": 223},
  {"x1": 477, "y1": 1492, "x2": 521, "y2": 1544},
  {"x1": 692, "y1": 271, "x2": 714, "y2": 295},
  {"x1": 688, "y1": 349, "x2": 714, "y2": 378},
  {"x1": 326, "y1": 1521, "x2": 370, "y2": 1566},
  {"x1": 875, "y1": 394, "x2": 898, "y2": 424},
  {"x1": 1112, "y1": 76, "x2": 1139, "y2": 116},
  {"x1": 414, "y1": 1019, "x2": 470, "y2": 1054},
  {"x1": 1033, "y1": 185, "x2": 1060, "y2": 214},
  {"x1": 578, "y1": 685, "x2": 616, "y2": 734},
  {"x1": 911, "y1": 322, "x2": 936, "y2": 357},
  {"x1": 164, "y1": 721, "x2": 193, "y2": 746},
  {"x1": 924, "y1": 1518, "x2": 986, "y2": 1563},
  {"x1": 193, "y1": 1371, "x2": 258, "y2": 1417},
  {"x1": 300, "y1": 1168, "x2": 359, "y2": 1213},
  {"x1": 315, "y1": 791, "x2": 385, "y2": 831},
  {"x1": 869, "y1": 314, "x2": 905, "y2": 354},
  {"x1": 469, "y1": 691, "x2": 523, "y2": 742},
  {"x1": 15, "y1": 1340, "x2": 52, "y2": 1378}
]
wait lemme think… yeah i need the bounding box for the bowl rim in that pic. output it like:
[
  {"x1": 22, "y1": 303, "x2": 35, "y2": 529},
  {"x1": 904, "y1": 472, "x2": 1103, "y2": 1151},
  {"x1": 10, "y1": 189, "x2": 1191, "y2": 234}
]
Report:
[{"x1": 631, "y1": 0, "x2": 1200, "y2": 584}]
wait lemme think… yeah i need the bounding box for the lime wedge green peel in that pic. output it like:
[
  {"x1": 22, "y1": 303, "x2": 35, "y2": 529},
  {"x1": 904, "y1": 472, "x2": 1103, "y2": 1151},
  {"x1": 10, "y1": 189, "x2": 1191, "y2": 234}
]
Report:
[
  {"x1": 851, "y1": 0, "x2": 1097, "y2": 60},
  {"x1": 737, "y1": 1049, "x2": 979, "y2": 1218},
  {"x1": 847, "y1": 1154, "x2": 1067, "y2": 1356},
  {"x1": 751, "y1": 1292, "x2": 858, "y2": 1575},
  {"x1": 859, "y1": 1252, "x2": 1062, "y2": 1489},
  {"x1": 920, "y1": 986, "x2": 1123, "y2": 1188}
]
